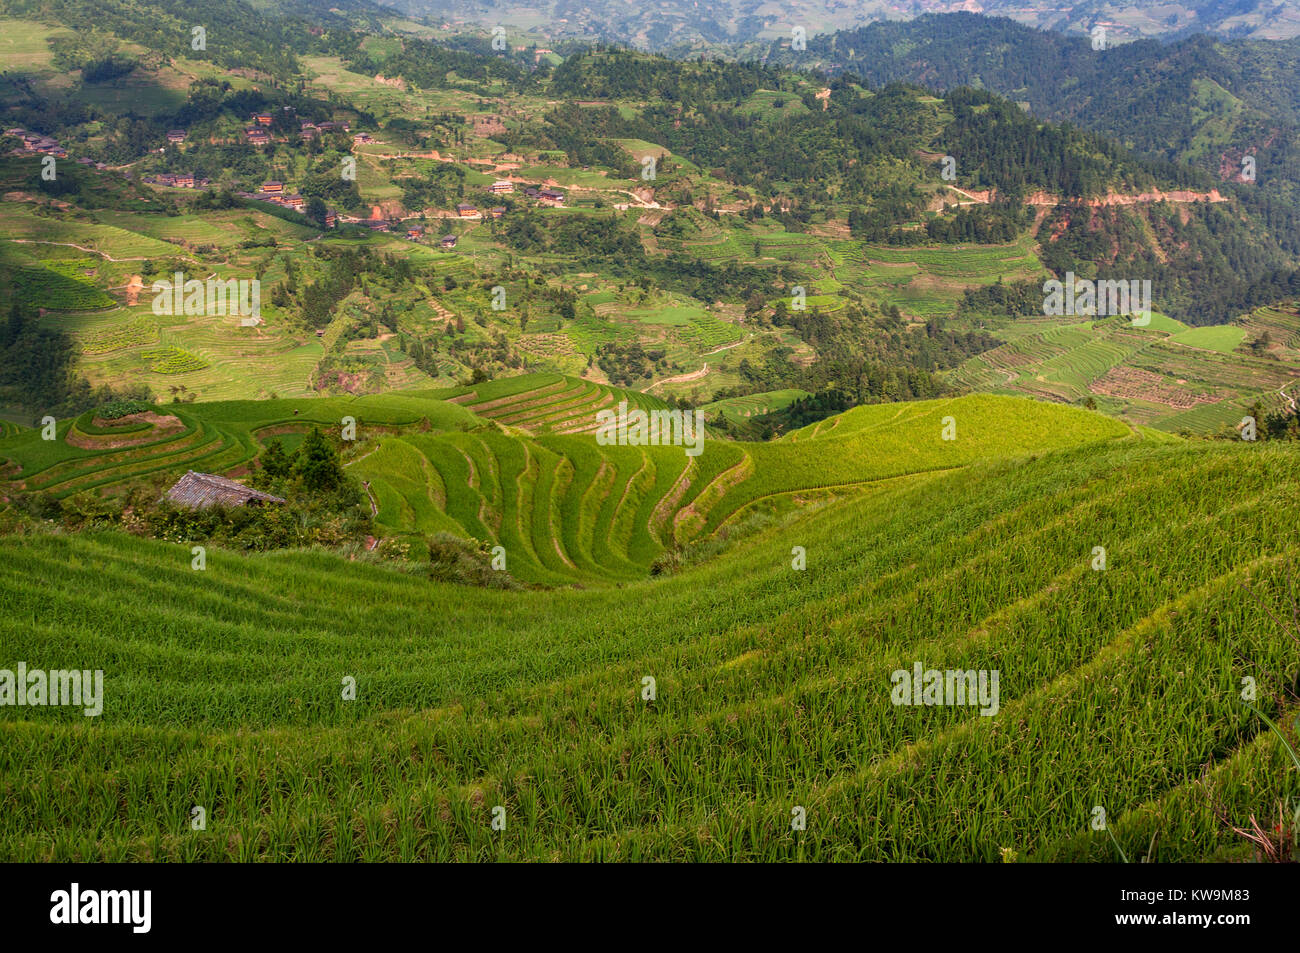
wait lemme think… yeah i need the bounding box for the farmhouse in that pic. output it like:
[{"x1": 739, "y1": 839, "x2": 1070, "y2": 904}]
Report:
[
  {"x1": 537, "y1": 188, "x2": 565, "y2": 206},
  {"x1": 456, "y1": 203, "x2": 479, "y2": 217},
  {"x1": 440, "y1": 234, "x2": 458, "y2": 249},
  {"x1": 166, "y1": 471, "x2": 286, "y2": 509},
  {"x1": 166, "y1": 130, "x2": 186, "y2": 144},
  {"x1": 253, "y1": 113, "x2": 273, "y2": 126},
  {"x1": 489, "y1": 179, "x2": 513, "y2": 194},
  {"x1": 245, "y1": 128, "x2": 270, "y2": 146},
  {"x1": 352, "y1": 132, "x2": 374, "y2": 144},
  {"x1": 261, "y1": 180, "x2": 283, "y2": 194}
]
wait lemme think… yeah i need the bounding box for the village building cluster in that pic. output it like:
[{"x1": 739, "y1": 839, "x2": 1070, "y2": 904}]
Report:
[
  {"x1": 6, "y1": 127, "x2": 68, "y2": 160},
  {"x1": 9, "y1": 110, "x2": 569, "y2": 251}
]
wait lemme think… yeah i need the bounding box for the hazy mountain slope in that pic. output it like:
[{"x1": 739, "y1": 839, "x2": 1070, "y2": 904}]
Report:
[{"x1": 378, "y1": 0, "x2": 1300, "y2": 50}]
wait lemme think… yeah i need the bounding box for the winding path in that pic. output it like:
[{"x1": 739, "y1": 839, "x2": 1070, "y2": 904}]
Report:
[{"x1": 644, "y1": 363, "x2": 710, "y2": 394}]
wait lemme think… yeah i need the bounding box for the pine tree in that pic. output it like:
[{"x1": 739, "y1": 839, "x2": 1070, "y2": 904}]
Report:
[{"x1": 297, "y1": 427, "x2": 343, "y2": 492}]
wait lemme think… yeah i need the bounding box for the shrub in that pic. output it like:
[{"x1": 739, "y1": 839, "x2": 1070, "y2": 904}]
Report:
[
  {"x1": 427, "y1": 534, "x2": 520, "y2": 589},
  {"x1": 95, "y1": 398, "x2": 153, "y2": 420}
]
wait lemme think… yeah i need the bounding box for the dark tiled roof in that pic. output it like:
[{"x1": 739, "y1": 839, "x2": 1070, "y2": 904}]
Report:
[{"x1": 166, "y1": 471, "x2": 285, "y2": 509}]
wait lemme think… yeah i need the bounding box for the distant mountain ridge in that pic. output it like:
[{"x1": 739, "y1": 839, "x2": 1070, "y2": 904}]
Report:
[{"x1": 381, "y1": 0, "x2": 1300, "y2": 49}]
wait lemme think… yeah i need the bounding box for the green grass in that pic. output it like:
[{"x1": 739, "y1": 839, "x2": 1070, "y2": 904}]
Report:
[{"x1": 1139, "y1": 312, "x2": 1187, "y2": 334}]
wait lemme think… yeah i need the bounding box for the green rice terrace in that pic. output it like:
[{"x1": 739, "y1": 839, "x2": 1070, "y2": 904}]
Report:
[{"x1": 1, "y1": 374, "x2": 1298, "y2": 861}]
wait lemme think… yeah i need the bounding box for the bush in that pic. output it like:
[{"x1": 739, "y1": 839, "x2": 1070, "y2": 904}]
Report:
[
  {"x1": 427, "y1": 534, "x2": 520, "y2": 589},
  {"x1": 95, "y1": 398, "x2": 152, "y2": 420}
]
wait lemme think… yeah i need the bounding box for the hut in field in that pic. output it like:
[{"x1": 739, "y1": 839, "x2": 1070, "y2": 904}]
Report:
[{"x1": 166, "y1": 471, "x2": 286, "y2": 509}]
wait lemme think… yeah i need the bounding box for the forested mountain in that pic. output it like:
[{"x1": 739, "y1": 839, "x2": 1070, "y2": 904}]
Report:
[{"x1": 757, "y1": 14, "x2": 1300, "y2": 312}]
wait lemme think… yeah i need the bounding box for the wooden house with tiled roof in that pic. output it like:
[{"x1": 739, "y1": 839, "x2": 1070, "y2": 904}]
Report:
[{"x1": 166, "y1": 471, "x2": 285, "y2": 509}]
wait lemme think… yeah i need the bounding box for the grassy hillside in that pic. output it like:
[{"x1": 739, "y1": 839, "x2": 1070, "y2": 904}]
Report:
[
  {"x1": 342, "y1": 378, "x2": 1129, "y2": 584},
  {"x1": 0, "y1": 391, "x2": 478, "y2": 500},
  {"x1": 0, "y1": 375, "x2": 1131, "y2": 585},
  {"x1": 1, "y1": 425, "x2": 1298, "y2": 860}
]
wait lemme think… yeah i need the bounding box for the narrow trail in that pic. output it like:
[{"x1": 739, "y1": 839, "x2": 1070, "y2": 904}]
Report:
[
  {"x1": 645, "y1": 363, "x2": 709, "y2": 394},
  {"x1": 702, "y1": 336, "x2": 748, "y2": 356},
  {"x1": 10, "y1": 238, "x2": 194, "y2": 262},
  {"x1": 1279, "y1": 381, "x2": 1298, "y2": 413},
  {"x1": 343, "y1": 444, "x2": 382, "y2": 468}
]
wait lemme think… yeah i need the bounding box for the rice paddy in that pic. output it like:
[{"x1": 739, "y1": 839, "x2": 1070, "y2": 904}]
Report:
[{"x1": 1, "y1": 392, "x2": 1297, "y2": 860}]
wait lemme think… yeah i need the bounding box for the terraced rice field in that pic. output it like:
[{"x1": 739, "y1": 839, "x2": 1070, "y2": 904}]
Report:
[
  {"x1": 13, "y1": 263, "x2": 117, "y2": 311},
  {"x1": 3, "y1": 428, "x2": 1298, "y2": 860},
  {"x1": 74, "y1": 310, "x2": 326, "y2": 402},
  {"x1": 844, "y1": 236, "x2": 1048, "y2": 317},
  {"x1": 4, "y1": 373, "x2": 1128, "y2": 588},
  {"x1": 342, "y1": 377, "x2": 1129, "y2": 585},
  {"x1": 951, "y1": 315, "x2": 1300, "y2": 432},
  {"x1": 703, "y1": 389, "x2": 811, "y2": 422},
  {"x1": 0, "y1": 393, "x2": 477, "y2": 501},
  {"x1": 2, "y1": 204, "x2": 190, "y2": 260},
  {"x1": 435, "y1": 374, "x2": 669, "y2": 436},
  {"x1": 1238, "y1": 302, "x2": 1300, "y2": 362}
]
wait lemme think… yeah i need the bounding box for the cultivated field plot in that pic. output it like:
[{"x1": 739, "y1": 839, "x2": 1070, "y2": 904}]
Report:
[
  {"x1": 2, "y1": 205, "x2": 188, "y2": 261},
  {"x1": 845, "y1": 236, "x2": 1049, "y2": 317},
  {"x1": 702, "y1": 389, "x2": 811, "y2": 423},
  {"x1": 2, "y1": 401, "x2": 1298, "y2": 860},
  {"x1": 950, "y1": 314, "x2": 1300, "y2": 431},
  {"x1": 71, "y1": 310, "x2": 326, "y2": 403},
  {"x1": 340, "y1": 376, "x2": 1130, "y2": 585}
]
